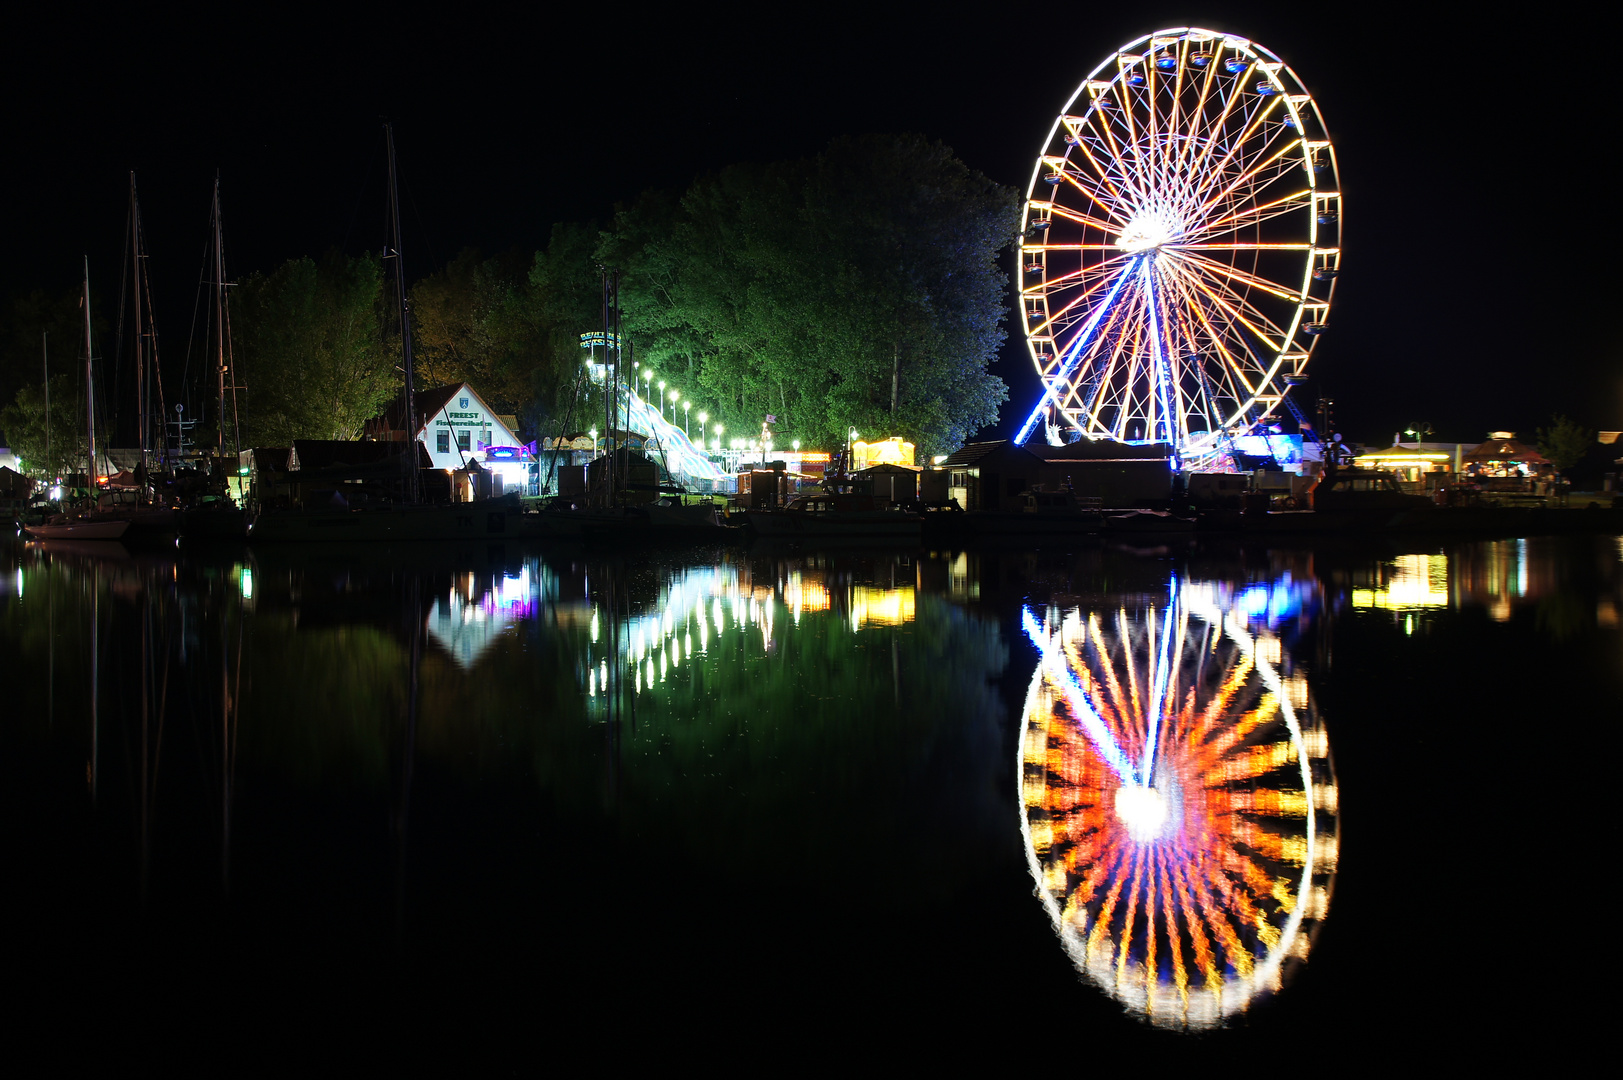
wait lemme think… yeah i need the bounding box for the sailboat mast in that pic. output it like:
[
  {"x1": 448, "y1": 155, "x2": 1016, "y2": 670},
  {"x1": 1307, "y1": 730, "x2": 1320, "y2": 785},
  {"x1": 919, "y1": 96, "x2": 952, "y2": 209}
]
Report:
[
  {"x1": 213, "y1": 177, "x2": 227, "y2": 461},
  {"x1": 42, "y1": 332, "x2": 49, "y2": 475},
  {"x1": 83, "y1": 257, "x2": 96, "y2": 490},
  {"x1": 130, "y1": 174, "x2": 146, "y2": 468},
  {"x1": 384, "y1": 124, "x2": 419, "y2": 504}
]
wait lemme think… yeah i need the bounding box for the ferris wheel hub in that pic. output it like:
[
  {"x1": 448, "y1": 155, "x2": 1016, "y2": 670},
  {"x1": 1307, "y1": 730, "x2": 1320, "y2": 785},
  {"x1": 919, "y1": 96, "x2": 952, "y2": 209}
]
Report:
[{"x1": 1116, "y1": 209, "x2": 1180, "y2": 254}]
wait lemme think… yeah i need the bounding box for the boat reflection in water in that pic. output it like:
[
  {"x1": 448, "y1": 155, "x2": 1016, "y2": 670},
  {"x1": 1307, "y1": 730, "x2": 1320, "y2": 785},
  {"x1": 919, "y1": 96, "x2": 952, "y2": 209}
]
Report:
[{"x1": 1019, "y1": 574, "x2": 1338, "y2": 1029}]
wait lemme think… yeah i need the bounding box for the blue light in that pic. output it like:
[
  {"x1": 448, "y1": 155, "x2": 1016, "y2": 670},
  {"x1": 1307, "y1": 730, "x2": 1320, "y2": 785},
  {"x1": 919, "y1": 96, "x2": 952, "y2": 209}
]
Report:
[
  {"x1": 1238, "y1": 584, "x2": 1272, "y2": 617},
  {"x1": 1022, "y1": 607, "x2": 1137, "y2": 784},
  {"x1": 1014, "y1": 256, "x2": 1141, "y2": 445}
]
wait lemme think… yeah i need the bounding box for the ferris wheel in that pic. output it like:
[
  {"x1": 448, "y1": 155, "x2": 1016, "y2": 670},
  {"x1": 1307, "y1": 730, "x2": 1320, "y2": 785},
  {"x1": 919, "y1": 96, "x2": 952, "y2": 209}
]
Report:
[{"x1": 1015, "y1": 28, "x2": 1341, "y2": 458}]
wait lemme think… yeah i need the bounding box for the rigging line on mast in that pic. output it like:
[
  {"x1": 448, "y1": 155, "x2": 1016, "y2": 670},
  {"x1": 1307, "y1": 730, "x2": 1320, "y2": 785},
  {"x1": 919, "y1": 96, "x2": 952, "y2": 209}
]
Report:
[
  {"x1": 113, "y1": 187, "x2": 132, "y2": 447},
  {"x1": 137, "y1": 206, "x2": 168, "y2": 469}
]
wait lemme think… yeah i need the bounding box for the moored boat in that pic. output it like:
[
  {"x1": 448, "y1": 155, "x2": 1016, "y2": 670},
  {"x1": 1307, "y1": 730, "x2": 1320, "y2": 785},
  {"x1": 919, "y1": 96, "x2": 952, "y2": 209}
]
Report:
[
  {"x1": 24, "y1": 517, "x2": 132, "y2": 541},
  {"x1": 743, "y1": 493, "x2": 922, "y2": 542},
  {"x1": 248, "y1": 496, "x2": 522, "y2": 542}
]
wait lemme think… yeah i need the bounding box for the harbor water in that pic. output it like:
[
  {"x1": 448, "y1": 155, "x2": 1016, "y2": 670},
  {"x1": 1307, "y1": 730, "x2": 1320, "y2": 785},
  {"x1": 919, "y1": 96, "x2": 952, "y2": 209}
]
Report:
[{"x1": 2, "y1": 532, "x2": 1616, "y2": 1064}]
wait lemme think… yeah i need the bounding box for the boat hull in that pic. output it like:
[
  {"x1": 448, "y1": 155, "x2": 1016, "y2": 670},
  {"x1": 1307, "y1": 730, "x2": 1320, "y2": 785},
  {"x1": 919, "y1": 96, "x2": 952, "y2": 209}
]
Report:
[
  {"x1": 24, "y1": 519, "x2": 132, "y2": 540},
  {"x1": 249, "y1": 501, "x2": 521, "y2": 542},
  {"x1": 743, "y1": 510, "x2": 921, "y2": 542}
]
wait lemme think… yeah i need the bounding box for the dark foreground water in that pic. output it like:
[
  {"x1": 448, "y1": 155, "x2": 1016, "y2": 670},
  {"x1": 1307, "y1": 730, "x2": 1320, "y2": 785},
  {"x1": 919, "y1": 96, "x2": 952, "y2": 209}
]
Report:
[{"x1": 2, "y1": 531, "x2": 1617, "y2": 1066}]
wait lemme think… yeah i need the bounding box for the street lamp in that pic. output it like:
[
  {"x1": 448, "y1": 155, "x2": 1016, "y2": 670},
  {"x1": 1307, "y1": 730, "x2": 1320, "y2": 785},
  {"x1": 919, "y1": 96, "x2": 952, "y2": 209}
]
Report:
[
  {"x1": 657, "y1": 380, "x2": 666, "y2": 416},
  {"x1": 683, "y1": 400, "x2": 691, "y2": 437},
  {"x1": 668, "y1": 388, "x2": 680, "y2": 420}
]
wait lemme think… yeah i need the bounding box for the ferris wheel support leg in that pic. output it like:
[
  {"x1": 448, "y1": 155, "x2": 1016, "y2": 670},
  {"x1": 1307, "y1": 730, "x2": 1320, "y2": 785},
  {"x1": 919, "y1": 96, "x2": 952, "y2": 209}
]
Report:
[
  {"x1": 1143, "y1": 260, "x2": 1178, "y2": 447},
  {"x1": 1014, "y1": 257, "x2": 1140, "y2": 445}
]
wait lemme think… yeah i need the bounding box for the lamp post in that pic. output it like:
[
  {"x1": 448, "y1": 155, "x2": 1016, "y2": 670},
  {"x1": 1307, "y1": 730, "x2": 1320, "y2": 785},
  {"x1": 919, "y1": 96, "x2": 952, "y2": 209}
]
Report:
[
  {"x1": 683, "y1": 400, "x2": 691, "y2": 437},
  {"x1": 657, "y1": 380, "x2": 666, "y2": 418},
  {"x1": 668, "y1": 388, "x2": 680, "y2": 421}
]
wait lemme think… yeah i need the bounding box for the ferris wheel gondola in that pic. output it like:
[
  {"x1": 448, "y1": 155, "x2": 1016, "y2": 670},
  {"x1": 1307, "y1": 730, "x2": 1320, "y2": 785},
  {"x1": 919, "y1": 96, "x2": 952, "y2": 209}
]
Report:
[{"x1": 1015, "y1": 29, "x2": 1342, "y2": 460}]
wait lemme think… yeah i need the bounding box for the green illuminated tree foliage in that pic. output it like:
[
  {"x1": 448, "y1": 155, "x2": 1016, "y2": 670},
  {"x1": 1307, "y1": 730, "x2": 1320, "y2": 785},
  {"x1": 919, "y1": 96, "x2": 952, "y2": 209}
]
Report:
[
  {"x1": 598, "y1": 135, "x2": 1018, "y2": 457},
  {"x1": 1, "y1": 374, "x2": 85, "y2": 480},
  {"x1": 231, "y1": 251, "x2": 395, "y2": 445},
  {"x1": 410, "y1": 247, "x2": 545, "y2": 416},
  {"x1": 1535, "y1": 414, "x2": 1594, "y2": 474}
]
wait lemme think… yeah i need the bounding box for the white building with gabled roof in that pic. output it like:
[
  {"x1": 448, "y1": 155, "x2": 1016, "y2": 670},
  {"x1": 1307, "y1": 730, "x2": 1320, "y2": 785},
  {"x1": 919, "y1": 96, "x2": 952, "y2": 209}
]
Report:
[{"x1": 366, "y1": 382, "x2": 524, "y2": 470}]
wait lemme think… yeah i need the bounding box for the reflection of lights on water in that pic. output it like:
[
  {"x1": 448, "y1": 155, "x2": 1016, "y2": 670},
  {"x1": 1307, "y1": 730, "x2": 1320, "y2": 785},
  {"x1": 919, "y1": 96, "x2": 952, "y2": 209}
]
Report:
[
  {"x1": 851, "y1": 586, "x2": 914, "y2": 629},
  {"x1": 784, "y1": 572, "x2": 831, "y2": 622},
  {"x1": 239, "y1": 567, "x2": 253, "y2": 600},
  {"x1": 1351, "y1": 553, "x2": 1448, "y2": 611},
  {"x1": 427, "y1": 563, "x2": 539, "y2": 669},
  {"x1": 580, "y1": 563, "x2": 915, "y2": 711},
  {"x1": 1114, "y1": 783, "x2": 1172, "y2": 842},
  {"x1": 15, "y1": 568, "x2": 23, "y2": 599},
  {"x1": 1021, "y1": 581, "x2": 1338, "y2": 1029}
]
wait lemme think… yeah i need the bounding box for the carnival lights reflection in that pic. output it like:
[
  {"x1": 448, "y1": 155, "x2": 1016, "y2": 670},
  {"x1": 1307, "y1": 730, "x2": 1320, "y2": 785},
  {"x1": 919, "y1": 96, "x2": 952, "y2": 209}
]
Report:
[
  {"x1": 426, "y1": 563, "x2": 539, "y2": 669},
  {"x1": 1020, "y1": 576, "x2": 1338, "y2": 1029},
  {"x1": 1350, "y1": 553, "x2": 1448, "y2": 611},
  {"x1": 578, "y1": 561, "x2": 917, "y2": 714}
]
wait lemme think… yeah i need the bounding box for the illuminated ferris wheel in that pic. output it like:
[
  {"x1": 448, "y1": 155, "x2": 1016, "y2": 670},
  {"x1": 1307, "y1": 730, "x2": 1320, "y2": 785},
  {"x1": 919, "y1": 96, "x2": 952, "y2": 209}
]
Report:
[
  {"x1": 1016, "y1": 28, "x2": 1341, "y2": 458},
  {"x1": 1019, "y1": 581, "x2": 1338, "y2": 1028}
]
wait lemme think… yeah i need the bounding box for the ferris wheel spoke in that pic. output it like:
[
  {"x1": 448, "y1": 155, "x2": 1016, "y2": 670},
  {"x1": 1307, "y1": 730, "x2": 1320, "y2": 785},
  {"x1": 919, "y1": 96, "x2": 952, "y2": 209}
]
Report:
[
  {"x1": 1158, "y1": 270, "x2": 1267, "y2": 408},
  {"x1": 1078, "y1": 93, "x2": 1148, "y2": 209},
  {"x1": 1182, "y1": 94, "x2": 1288, "y2": 210},
  {"x1": 1166, "y1": 258, "x2": 1294, "y2": 351},
  {"x1": 1169, "y1": 56, "x2": 1230, "y2": 181},
  {"x1": 1195, "y1": 185, "x2": 1314, "y2": 239},
  {"x1": 1166, "y1": 248, "x2": 1303, "y2": 304},
  {"x1": 1068, "y1": 131, "x2": 1138, "y2": 215},
  {"x1": 1157, "y1": 269, "x2": 1276, "y2": 404},
  {"x1": 1177, "y1": 71, "x2": 1259, "y2": 192},
  {"x1": 1038, "y1": 193, "x2": 1130, "y2": 236},
  {"x1": 1189, "y1": 139, "x2": 1307, "y2": 226},
  {"x1": 1029, "y1": 254, "x2": 1136, "y2": 341}
]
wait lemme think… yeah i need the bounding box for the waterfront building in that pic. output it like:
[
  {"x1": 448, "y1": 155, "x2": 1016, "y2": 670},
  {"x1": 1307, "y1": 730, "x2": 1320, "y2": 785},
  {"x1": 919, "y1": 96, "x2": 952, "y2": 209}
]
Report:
[{"x1": 365, "y1": 383, "x2": 526, "y2": 479}]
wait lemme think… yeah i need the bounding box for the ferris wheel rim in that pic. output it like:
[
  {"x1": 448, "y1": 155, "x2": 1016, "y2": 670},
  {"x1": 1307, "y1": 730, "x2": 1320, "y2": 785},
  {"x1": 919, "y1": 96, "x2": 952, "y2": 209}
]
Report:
[{"x1": 1016, "y1": 27, "x2": 1341, "y2": 454}]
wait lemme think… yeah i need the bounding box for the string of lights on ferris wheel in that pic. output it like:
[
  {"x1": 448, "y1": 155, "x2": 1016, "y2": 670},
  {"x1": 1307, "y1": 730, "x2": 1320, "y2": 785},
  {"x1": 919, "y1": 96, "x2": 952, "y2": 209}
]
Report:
[{"x1": 1015, "y1": 28, "x2": 1341, "y2": 459}]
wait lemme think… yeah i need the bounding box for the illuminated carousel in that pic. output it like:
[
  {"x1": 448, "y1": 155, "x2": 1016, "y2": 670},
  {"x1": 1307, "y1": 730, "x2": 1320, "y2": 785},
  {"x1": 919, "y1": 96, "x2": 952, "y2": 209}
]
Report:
[{"x1": 1019, "y1": 579, "x2": 1338, "y2": 1027}]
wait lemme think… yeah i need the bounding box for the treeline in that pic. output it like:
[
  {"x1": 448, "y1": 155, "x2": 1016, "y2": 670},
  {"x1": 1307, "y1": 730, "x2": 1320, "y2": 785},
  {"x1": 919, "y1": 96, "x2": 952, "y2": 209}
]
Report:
[{"x1": 3, "y1": 133, "x2": 1018, "y2": 465}]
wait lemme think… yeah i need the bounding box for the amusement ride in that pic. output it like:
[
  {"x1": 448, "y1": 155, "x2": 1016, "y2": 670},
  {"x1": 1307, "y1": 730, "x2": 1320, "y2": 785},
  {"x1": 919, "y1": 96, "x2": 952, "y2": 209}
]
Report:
[{"x1": 1015, "y1": 28, "x2": 1341, "y2": 466}]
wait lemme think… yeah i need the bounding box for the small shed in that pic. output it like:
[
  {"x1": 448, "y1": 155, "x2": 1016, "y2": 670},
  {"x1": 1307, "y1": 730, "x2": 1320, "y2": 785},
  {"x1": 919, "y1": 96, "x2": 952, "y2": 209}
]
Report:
[
  {"x1": 1028, "y1": 438, "x2": 1174, "y2": 505},
  {"x1": 939, "y1": 441, "x2": 1047, "y2": 511},
  {"x1": 855, "y1": 463, "x2": 918, "y2": 504}
]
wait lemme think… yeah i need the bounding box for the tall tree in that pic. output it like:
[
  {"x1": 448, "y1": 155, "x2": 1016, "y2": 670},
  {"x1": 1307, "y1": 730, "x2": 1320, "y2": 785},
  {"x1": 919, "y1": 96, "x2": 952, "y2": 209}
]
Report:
[
  {"x1": 231, "y1": 251, "x2": 395, "y2": 445},
  {"x1": 1536, "y1": 414, "x2": 1595, "y2": 474},
  {"x1": 1, "y1": 374, "x2": 85, "y2": 480},
  {"x1": 599, "y1": 135, "x2": 1017, "y2": 457},
  {"x1": 526, "y1": 221, "x2": 608, "y2": 435}
]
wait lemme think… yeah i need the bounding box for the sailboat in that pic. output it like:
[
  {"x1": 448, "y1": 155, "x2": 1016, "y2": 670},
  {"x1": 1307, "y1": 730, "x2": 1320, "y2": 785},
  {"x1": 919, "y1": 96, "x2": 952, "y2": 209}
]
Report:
[
  {"x1": 92, "y1": 174, "x2": 177, "y2": 539},
  {"x1": 247, "y1": 125, "x2": 522, "y2": 543},
  {"x1": 25, "y1": 260, "x2": 131, "y2": 541},
  {"x1": 177, "y1": 176, "x2": 250, "y2": 540}
]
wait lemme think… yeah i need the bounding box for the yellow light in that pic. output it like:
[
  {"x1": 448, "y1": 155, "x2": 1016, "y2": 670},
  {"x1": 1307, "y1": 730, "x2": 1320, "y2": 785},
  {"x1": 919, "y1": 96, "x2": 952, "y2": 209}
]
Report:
[{"x1": 850, "y1": 585, "x2": 916, "y2": 627}]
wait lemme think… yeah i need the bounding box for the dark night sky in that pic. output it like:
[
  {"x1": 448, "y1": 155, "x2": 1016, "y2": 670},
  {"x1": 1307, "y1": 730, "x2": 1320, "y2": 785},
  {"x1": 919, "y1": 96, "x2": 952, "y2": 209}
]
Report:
[{"x1": 4, "y1": 4, "x2": 1618, "y2": 445}]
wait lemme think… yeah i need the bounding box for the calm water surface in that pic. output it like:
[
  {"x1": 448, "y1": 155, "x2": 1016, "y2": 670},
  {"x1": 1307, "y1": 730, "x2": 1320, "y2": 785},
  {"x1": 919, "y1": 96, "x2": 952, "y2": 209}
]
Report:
[{"x1": 3, "y1": 532, "x2": 1617, "y2": 1063}]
